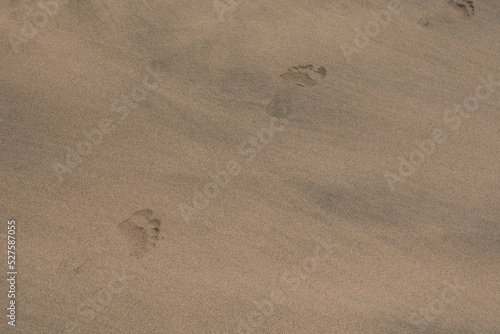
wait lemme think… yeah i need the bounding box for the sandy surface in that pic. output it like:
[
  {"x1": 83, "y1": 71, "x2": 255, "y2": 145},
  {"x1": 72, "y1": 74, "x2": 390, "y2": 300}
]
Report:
[{"x1": 0, "y1": 0, "x2": 499, "y2": 333}]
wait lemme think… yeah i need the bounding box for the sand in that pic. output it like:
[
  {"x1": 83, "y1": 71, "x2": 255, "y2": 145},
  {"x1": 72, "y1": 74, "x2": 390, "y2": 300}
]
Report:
[{"x1": 0, "y1": 0, "x2": 499, "y2": 333}]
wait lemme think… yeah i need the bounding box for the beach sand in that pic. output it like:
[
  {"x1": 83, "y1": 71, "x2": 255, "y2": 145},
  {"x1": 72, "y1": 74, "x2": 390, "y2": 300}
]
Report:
[{"x1": 0, "y1": 0, "x2": 499, "y2": 333}]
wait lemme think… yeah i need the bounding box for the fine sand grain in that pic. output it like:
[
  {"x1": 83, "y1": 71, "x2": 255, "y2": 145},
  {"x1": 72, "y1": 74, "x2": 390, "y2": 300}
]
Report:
[{"x1": 1, "y1": 0, "x2": 499, "y2": 333}]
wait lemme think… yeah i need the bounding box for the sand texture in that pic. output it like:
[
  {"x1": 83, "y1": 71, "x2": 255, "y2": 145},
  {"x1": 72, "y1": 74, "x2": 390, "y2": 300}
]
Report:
[{"x1": 0, "y1": 0, "x2": 499, "y2": 333}]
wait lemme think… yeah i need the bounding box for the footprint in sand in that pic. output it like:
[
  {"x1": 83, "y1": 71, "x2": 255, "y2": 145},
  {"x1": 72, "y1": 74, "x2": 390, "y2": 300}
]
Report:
[
  {"x1": 447, "y1": 0, "x2": 475, "y2": 18},
  {"x1": 265, "y1": 88, "x2": 293, "y2": 118},
  {"x1": 419, "y1": 0, "x2": 474, "y2": 27},
  {"x1": 58, "y1": 256, "x2": 90, "y2": 275},
  {"x1": 279, "y1": 64, "x2": 327, "y2": 87},
  {"x1": 118, "y1": 209, "x2": 161, "y2": 259},
  {"x1": 266, "y1": 64, "x2": 326, "y2": 117}
]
